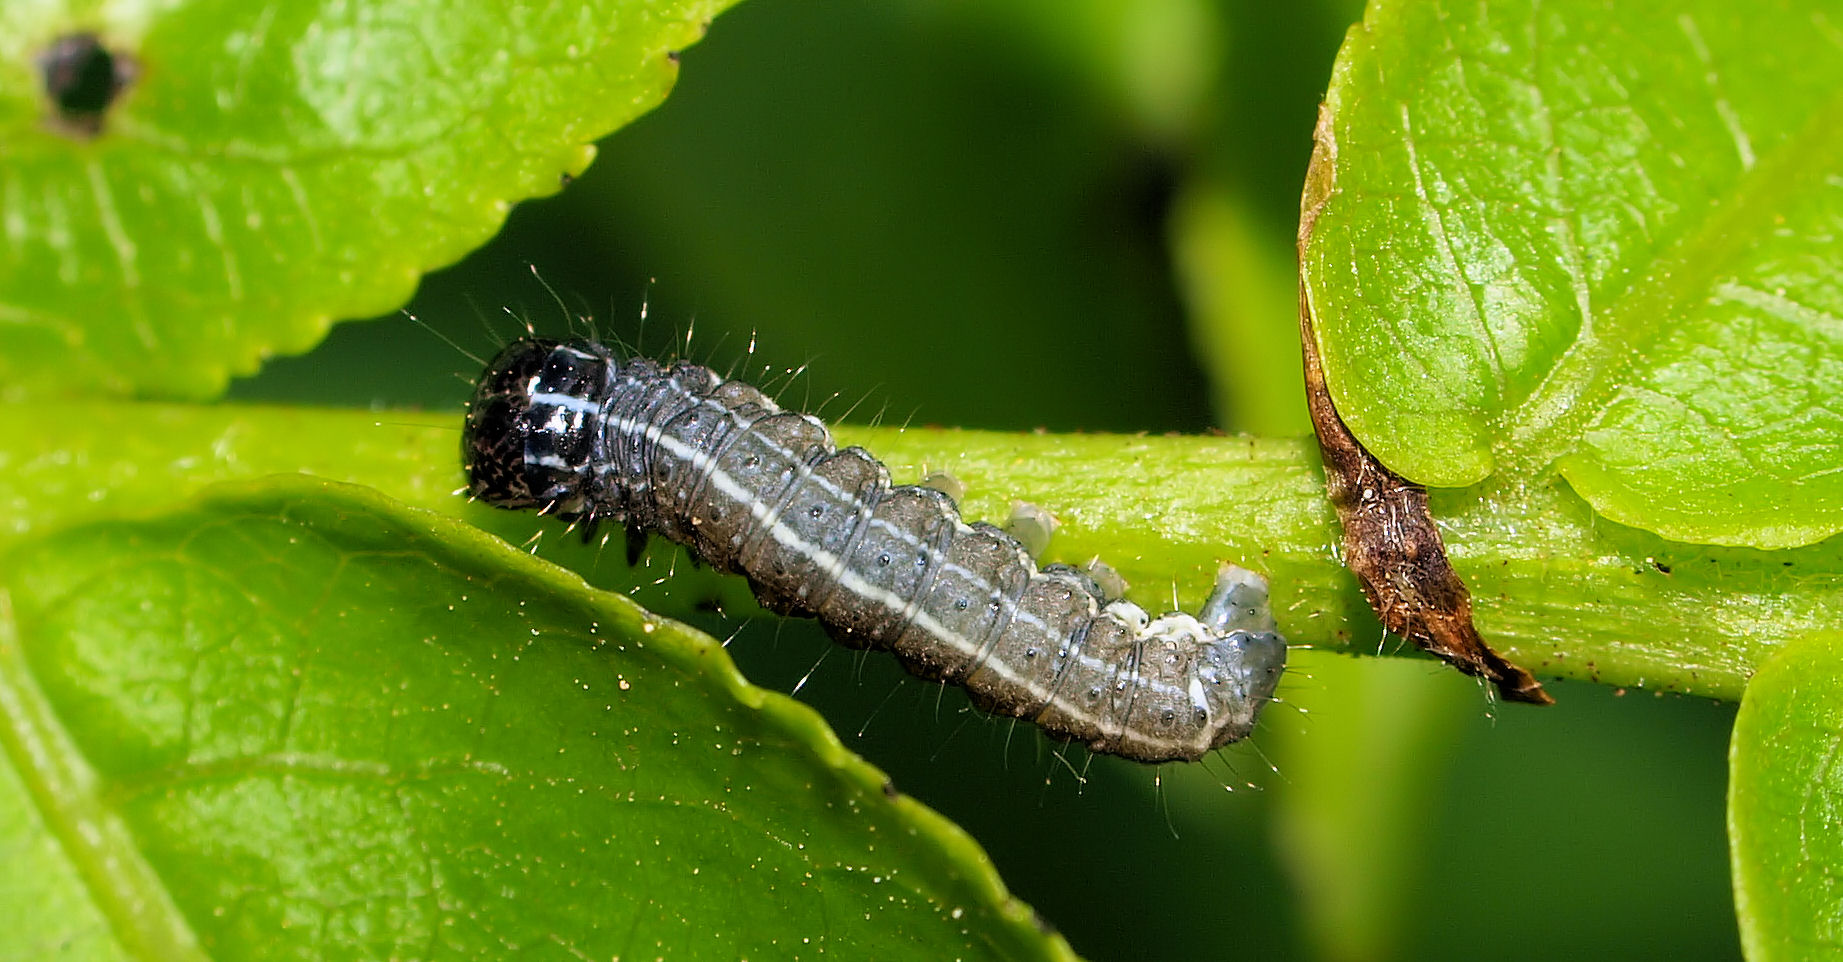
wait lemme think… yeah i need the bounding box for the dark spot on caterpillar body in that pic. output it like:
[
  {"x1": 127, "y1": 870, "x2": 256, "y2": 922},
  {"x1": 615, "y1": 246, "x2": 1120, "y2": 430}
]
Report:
[{"x1": 464, "y1": 337, "x2": 1286, "y2": 763}]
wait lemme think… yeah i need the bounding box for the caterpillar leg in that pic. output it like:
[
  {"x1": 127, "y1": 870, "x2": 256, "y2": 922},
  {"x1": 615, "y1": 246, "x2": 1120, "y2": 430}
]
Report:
[
  {"x1": 1199, "y1": 564, "x2": 1278, "y2": 634},
  {"x1": 623, "y1": 523, "x2": 650, "y2": 566},
  {"x1": 1082, "y1": 558, "x2": 1129, "y2": 605},
  {"x1": 1003, "y1": 500, "x2": 1058, "y2": 558},
  {"x1": 919, "y1": 471, "x2": 965, "y2": 504}
]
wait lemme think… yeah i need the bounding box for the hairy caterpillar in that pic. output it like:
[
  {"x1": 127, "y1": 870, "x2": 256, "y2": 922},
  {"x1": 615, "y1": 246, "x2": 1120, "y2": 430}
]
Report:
[{"x1": 463, "y1": 338, "x2": 1285, "y2": 763}]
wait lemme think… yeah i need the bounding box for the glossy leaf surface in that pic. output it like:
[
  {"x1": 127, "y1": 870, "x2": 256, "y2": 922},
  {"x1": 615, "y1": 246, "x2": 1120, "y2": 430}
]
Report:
[
  {"x1": 1729, "y1": 632, "x2": 1843, "y2": 961},
  {"x1": 0, "y1": 477, "x2": 1073, "y2": 960},
  {"x1": 1301, "y1": 0, "x2": 1843, "y2": 548},
  {"x1": 0, "y1": 0, "x2": 726, "y2": 400}
]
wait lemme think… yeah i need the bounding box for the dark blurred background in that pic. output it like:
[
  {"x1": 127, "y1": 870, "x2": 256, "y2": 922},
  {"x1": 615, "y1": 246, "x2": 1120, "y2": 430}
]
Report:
[{"x1": 232, "y1": 1, "x2": 1742, "y2": 958}]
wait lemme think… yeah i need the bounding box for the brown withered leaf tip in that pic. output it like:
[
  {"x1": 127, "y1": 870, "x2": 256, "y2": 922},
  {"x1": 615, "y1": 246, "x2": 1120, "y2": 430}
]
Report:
[{"x1": 1296, "y1": 105, "x2": 1552, "y2": 706}]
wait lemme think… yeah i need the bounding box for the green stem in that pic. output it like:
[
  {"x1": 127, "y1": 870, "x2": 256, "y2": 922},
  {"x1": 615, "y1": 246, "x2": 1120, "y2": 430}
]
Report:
[{"x1": 4, "y1": 401, "x2": 1831, "y2": 701}]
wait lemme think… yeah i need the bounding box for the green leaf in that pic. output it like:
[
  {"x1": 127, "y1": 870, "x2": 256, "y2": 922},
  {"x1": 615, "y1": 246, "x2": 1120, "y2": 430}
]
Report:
[
  {"x1": 1301, "y1": 0, "x2": 1843, "y2": 549},
  {"x1": 0, "y1": 0, "x2": 731, "y2": 401},
  {"x1": 1729, "y1": 632, "x2": 1843, "y2": 960},
  {"x1": 0, "y1": 475, "x2": 1076, "y2": 960}
]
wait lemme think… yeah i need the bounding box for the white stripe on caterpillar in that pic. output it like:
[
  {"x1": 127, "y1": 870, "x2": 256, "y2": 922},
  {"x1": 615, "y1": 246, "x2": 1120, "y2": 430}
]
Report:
[{"x1": 464, "y1": 338, "x2": 1285, "y2": 763}]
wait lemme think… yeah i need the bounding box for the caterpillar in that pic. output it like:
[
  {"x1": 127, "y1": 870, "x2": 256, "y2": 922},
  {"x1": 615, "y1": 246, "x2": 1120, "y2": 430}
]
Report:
[{"x1": 463, "y1": 338, "x2": 1286, "y2": 763}]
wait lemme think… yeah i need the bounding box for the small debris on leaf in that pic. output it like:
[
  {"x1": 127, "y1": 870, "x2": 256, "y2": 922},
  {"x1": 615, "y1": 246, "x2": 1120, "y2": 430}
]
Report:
[{"x1": 39, "y1": 32, "x2": 137, "y2": 137}]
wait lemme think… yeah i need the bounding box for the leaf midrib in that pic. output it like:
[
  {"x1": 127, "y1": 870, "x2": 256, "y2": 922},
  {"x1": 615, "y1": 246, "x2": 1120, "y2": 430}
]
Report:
[
  {"x1": 0, "y1": 588, "x2": 208, "y2": 962},
  {"x1": 1495, "y1": 83, "x2": 1843, "y2": 481}
]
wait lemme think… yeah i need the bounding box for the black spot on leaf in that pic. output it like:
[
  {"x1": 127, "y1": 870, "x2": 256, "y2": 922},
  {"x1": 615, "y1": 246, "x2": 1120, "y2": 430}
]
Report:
[{"x1": 39, "y1": 32, "x2": 137, "y2": 137}]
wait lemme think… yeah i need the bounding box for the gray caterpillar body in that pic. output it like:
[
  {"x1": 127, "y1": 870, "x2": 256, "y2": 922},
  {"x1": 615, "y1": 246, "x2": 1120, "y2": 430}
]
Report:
[{"x1": 464, "y1": 338, "x2": 1285, "y2": 762}]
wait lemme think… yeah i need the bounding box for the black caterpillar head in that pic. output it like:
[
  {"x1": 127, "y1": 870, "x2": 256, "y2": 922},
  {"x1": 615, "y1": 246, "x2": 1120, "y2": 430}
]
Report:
[{"x1": 465, "y1": 338, "x2": 617, "y2": 516}]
